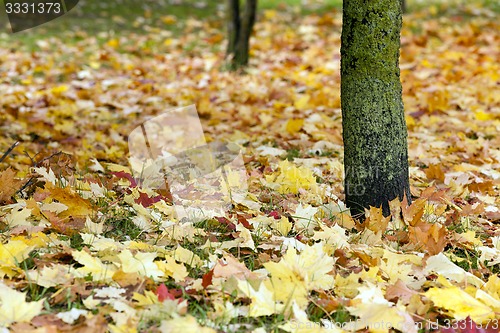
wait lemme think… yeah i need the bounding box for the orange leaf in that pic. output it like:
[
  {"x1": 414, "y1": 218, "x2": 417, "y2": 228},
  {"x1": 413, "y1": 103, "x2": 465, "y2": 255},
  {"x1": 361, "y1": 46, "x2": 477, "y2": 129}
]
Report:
[
  {"x1": 47, "y1": 186, "x2": 93, "y2": 218},
  {"x1": 363, "y1": 206, "x2": 390, "y2": 233},
  {"x1": 0, "y1": 168, "x2": 22, "y2": 204},
  {"x1": 409, "y1": 223, "x2": 447, "y2": 255}
]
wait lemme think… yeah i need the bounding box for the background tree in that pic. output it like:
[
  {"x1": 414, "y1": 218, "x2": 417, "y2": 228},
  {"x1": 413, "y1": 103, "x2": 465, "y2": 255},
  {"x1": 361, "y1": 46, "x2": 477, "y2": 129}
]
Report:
[
  {"x1": 341, "y1": 0, "x2": 411, "y2": 217},
  {"x1": 226, "y1": 0, "x2": 258, "y2": 70}
]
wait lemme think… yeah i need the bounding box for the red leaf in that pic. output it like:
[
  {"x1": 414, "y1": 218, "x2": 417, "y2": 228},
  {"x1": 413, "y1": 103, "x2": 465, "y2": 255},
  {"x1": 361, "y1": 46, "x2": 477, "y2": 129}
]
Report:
[
  {"x1": 156, "y1": 283, "x2": 175, "y2": 302},
  {"x1": 202, "y1": 269, "x2": 214, "y2": 288},
  {"x1": 135, "y1": 191, "x2": 162, "y2": 207},
  {"x1": 111, "y1": 171, "x2": 137, "y2": 187},
  {"x1": 237, "y1": 214, "x2": 252, "y2": 229},
  {"x1": 268, "y1": 211, "x2": 280, "y2": 219},
  {"x1": 215, "y1": 217, "x2": 236, "y2": 231}
]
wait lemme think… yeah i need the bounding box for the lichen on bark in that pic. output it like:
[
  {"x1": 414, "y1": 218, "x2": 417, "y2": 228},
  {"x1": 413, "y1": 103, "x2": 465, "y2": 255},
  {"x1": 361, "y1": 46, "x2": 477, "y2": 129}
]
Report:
[{"x1": 341, "y1": 0, "x2": 411, "y2": 217}]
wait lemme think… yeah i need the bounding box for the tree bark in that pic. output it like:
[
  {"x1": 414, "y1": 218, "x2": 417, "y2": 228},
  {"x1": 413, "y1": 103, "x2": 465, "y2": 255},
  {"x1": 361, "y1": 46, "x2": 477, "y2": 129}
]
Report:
[
  {"x1": 226, "y1": 0, "x2": 257, "y2": 70},
  {"x1": 227, "y1": 0, "x2": 240, "y2": 56},
  {"x1": 341, "y1": 0, "x2": 411, "y2": 217}
]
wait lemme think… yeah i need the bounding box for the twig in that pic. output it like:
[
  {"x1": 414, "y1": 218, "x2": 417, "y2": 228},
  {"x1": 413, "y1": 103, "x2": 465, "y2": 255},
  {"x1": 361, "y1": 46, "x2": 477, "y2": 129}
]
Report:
[
  {"x1": 17, "y1": 151, "x2": 65, "y2": 195},
  {"x1": 0, "y1": 141, "x2": 20, "y2": 164}
]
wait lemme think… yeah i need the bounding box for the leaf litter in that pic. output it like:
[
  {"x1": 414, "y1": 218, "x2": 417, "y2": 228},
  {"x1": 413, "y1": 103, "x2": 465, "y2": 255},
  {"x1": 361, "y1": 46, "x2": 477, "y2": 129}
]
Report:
[{"x1": 0, "y1": 2, "x2": 499, "y2": 332}]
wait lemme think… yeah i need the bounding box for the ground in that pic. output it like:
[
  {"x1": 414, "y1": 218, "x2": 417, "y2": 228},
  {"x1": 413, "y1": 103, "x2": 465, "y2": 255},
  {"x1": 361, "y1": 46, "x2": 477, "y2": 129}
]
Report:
[{"x1": 0, "y1": 0, "x2": 499, "y2": 332}]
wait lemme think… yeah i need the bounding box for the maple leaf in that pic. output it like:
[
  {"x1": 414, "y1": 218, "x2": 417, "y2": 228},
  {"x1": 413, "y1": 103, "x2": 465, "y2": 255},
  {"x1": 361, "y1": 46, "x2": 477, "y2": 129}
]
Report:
[
  {"x1": 346, "y1": 283, "x2": 417, "y2": 333},
  {"x1": 264, "y1": 243, "x2": 334, "y2": 308},
  {"x1": 156, "y1": 284, "x2": 176, "y2": 302},
  {"x1": 0, "y1": 1, "x2": 499, "y2": 330},
  {"x1": 265, "y1": 160, "x2": 319, "y2": 195},
  {"x1": 0, "y1": 282, "x2": 43, "y2": 327},
  {"x1": 72, "y1": 249, "x2": 117, "y2": 282},
  {"x1": 0, "y1": 168, "x2": 22, "y2": 204},
  {"x1": 118, "y1": 250, "x2": 164, "y2": 280},
  {"x1": 159, "y1": 315, "x2": 216, "y2": 333},
  {"x1": 424, "y1": 285, "x2": 494, "y2": 323},
  {"x1": 363, "y1": 206, "x2": 390, "y2": 234},
  {"x1": 213, "y1": 254, "x2": 259, "y2": 280},
  {"x1": 45, "y1": 185, "x2": 94, "y2": 218},
  {"x1": 26, "y1": 264, "x2": 73, "y2": 288},
  {"x1": 237, "y1": 279, "x2": 283, "y2": 317},
  {"x1": 111, "y1": 171, "x2": 138, "y2": 188},
  {"x1": 424, "y1": 253, "x2": 484, "y2": 287},
  {"x1": 0, "y1": 239, "x2": 34, "y2": 278},
  {"x1": 408, "y1": 222, "x2": 448, "y2": 255},
  {"x1": 280, "y1": 301, "x2": 346, "y2": 332},
  {"x1": 156, "y1": 256, "x2": 188, "y2": 282},
  {"x1": 134, "y1": 191, "x2": 163, "y2": 208}
]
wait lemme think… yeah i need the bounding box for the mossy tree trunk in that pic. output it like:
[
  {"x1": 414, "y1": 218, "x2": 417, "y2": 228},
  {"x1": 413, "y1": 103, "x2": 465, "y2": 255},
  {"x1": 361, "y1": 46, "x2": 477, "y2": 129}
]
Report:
[
  {"x1": 341, "y1": 0, "x2": 411, "y2": 217},
  {"x1": 226, "y1": 0, "x2": 257, "y2": 70}
]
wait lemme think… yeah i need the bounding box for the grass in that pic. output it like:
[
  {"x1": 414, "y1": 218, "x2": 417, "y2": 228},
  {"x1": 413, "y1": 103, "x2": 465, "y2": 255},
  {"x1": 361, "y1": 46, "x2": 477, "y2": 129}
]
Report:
[
  {"x1": 0, "y1": 0, "x2": 345, "y2": 47},
  {"x1": 1, "y1": 0, "x2": 498, "y2": 50}
]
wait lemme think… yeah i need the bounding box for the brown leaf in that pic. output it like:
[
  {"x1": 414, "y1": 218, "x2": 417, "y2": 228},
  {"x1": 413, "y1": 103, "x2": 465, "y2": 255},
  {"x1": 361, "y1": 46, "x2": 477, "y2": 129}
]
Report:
[
  {"x1": 202, "y1": 269, "x2": 214, "y2": 289},
  {"x1": 213, "y1": 254, "x2": 259, "y2": 280},
  {"x1": 44, "y1": 211, "x2": 85, "y2": 236},
  {"x1": 402, "y1": 197, "x2": 426, "y2": 227},
  {"x1": 46, "y1": 185, "x2": 93, "y2": 218},
  {"x1": 409, "y1": 223, "x2": 448, "y2": 255},
  {"x1": 386, "y1": 279, "x2": 418, "y2": 304},
  {"x1": 424, "y1": 164, "x2": 445, "y2": 182},
  {"x1": 362, "y1": 206, "x2": 390, "y2": 233},
  {"x1": 0, "y1": 168, "x2": 22, "y2": 204}
]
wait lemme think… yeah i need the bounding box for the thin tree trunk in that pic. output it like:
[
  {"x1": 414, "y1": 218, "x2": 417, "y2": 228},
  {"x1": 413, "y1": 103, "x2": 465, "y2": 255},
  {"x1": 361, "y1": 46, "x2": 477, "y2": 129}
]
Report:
[
  {"x1": 341, "y1": 0, "x2": 411, "y2": 217},
  {"x1": 227, "y1": 0, "x2": 240, "y2": 56},
  {"x1": 226, "y1": 0, "x2": 257, "y2": 70}
]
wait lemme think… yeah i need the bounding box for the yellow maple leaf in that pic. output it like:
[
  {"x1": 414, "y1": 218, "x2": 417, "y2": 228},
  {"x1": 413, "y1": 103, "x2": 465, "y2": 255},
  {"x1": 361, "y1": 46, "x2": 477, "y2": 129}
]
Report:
[
  {"x1": 285, "y1": 118, "x2": 304, "y2": 134},
  {"x1": 0, "y1": 283, "x2": 43, "y2": 327},
  {"x1": 47, "y1": 185, "x2": 93, "y2": 218},
  {"x1": 72, "y1": 249, "x2": 116, "y2": 281},
  {"x1": 0, "y1": 239, "x2": 34, "y2": 278},
  {"x1": 156, "y1": 256, "x2": 188, "y2": 282},
  {"x1": 334, "y1": 267, "x2": 381, "y2": 298},
  {"x1": 271, "y1": 216, "x2": 292, "y2": 236},
  {"x1": 475, "y1": 110, "x2": 494, "y2": 121},
  {"x1": 118, "y1": 250, "x2": 164, "y2": 280},
  {"x1": 346, "y1": 283, "x2": 417, "y2": 333},
  {"x1": 50, "y1": 84, "x2": 69, "y2": 96},
  {"x1": 424, "y1": 285, "x2": 494, "y2": 323},
  {"x1": 263, "y1": 9, "x2": 277, "y2": 19},
  {"x1": 237, "y1": 280, "x2": 283, "y2": 317},
  {"x1": 294, "y1": 94, "x2": 310, "y2": 110},
  {"x1": 264, "y1": 243, "x2": 334, "y2": 308},
  {"x1": 106, "y1": 38, "x2": 120, "y2": 48},
  {"x1": 483, "y1": 275, "x2": 500, "y2": 300},
  {"x1": 266, "y1": 160, "x2": 319, "y2": 195},
  {"x1": 27, "y1": 264, "x2": 73, "y2": 288},
  {"x1": 159, "y1": 315, "x2": 216, "y2": 333},
  {"x1": 280, "y1": 301, "x2": 345, "y2": 333},
  {"x1": 170, "y1": 246, "x2": 203, "y2": 268}
]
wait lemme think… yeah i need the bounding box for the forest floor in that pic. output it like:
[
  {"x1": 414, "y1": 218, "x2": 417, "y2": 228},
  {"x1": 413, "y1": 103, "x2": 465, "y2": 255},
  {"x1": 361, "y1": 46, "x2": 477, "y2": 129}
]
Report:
[{"x1": 0, "y1": 0, "x2": 499, "y2": 332}]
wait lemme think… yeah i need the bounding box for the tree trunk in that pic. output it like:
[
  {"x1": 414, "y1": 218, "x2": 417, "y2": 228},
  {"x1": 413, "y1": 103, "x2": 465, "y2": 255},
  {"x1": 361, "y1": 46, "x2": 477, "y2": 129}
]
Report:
[
  {"x1": 402, "y1": 0, "x2": 407, "y2": 13},
  {"x1": 227, "y1": 0, "x2": 240, "y2": 56},
  {"x1": 226, "y1": 0, "x2": 257, "y2": 70},
  {"x1": 341, "y1": 0, "x2": 411, "y2": 218}
]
